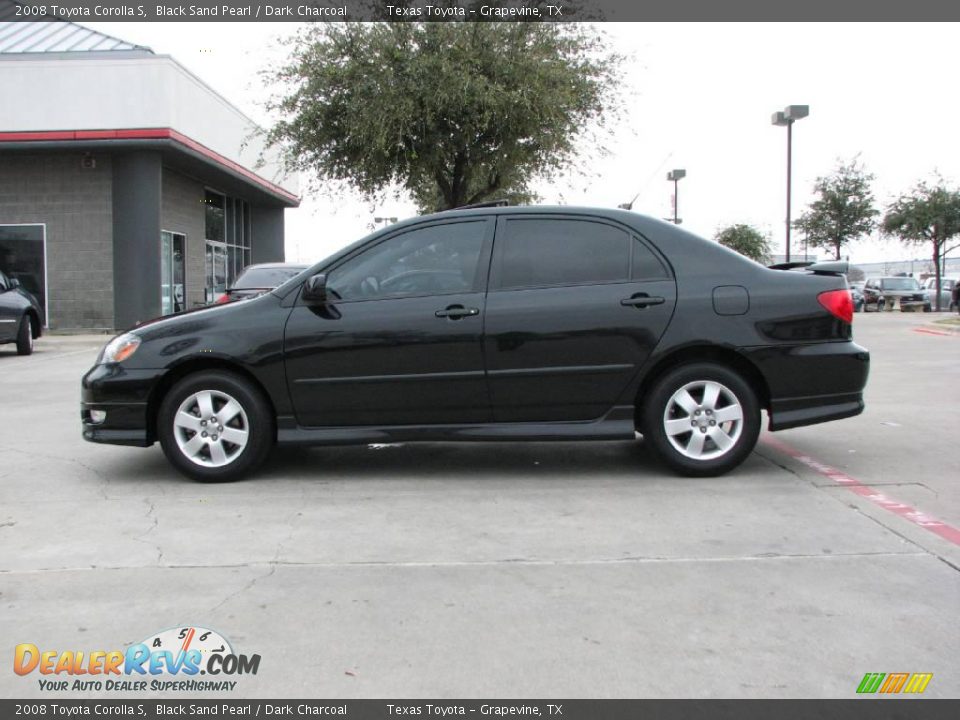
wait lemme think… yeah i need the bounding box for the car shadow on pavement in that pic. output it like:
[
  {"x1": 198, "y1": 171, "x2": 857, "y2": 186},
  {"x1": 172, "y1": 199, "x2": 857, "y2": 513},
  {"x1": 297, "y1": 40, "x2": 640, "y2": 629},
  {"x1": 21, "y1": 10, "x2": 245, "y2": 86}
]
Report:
[
  {"x1": 106, "y1": 441, "x2": 646, "y2": 483},
  {"x1": 101, "y1": 438, "x2": 764, "y2": 486}
]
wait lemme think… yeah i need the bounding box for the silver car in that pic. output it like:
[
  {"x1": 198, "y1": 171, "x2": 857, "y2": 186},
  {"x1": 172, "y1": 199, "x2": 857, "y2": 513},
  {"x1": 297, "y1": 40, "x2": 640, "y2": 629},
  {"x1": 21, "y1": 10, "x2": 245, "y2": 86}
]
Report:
[{"x1": 921, "y1": 277, "x2": 958, "y2": 311}]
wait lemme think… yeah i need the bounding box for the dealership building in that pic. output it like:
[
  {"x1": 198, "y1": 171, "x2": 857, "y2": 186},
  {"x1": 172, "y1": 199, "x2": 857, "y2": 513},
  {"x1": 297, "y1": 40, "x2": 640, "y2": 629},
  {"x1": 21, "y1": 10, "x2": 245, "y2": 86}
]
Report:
[{"x1": 0, "y1": 11, "x2": 299, "y2": 331}]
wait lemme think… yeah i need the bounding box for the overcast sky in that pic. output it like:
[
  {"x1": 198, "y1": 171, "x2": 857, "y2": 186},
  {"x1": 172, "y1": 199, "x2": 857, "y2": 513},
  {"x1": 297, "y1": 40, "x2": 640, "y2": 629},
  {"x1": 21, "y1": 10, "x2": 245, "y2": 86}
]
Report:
[{"x1": 87, "y1": 21, "x2": 960, "y2": 265}]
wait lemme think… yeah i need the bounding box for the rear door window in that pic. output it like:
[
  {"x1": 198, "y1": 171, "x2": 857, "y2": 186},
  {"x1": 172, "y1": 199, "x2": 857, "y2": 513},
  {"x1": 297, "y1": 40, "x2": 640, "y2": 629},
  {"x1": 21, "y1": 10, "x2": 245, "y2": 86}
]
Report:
[{"x1": 493, "y1": 218, "x2": 630, "y2": 289}]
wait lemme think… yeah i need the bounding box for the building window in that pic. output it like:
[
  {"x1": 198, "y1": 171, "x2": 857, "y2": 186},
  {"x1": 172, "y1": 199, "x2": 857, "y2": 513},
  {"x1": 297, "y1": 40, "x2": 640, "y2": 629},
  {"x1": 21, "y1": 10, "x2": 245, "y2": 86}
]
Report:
[
  {"x1": 0, "y1": 224, "x2": 47, "y2": 325},
  {"x1": 204, "y1": 190, "x2": 250, "y2": 303},
  {"x1": 204, "y1": 190, "x2": 225, "y2": 243}
]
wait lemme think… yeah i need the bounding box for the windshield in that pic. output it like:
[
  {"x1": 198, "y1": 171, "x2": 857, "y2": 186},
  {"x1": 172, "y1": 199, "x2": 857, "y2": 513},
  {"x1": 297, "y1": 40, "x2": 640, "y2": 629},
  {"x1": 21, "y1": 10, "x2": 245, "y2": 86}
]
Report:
[
  {"x1": 233, "y1": 266, "x2": 307, "y2": 289},
  {"x1": 881, "y1": 278, "x2": 920, "y2": 291}
]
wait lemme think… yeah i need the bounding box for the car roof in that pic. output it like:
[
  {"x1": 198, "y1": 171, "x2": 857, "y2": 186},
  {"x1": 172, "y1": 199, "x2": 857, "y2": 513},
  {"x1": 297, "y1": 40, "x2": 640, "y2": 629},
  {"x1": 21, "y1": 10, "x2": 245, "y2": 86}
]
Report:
[{"x1": 243, "y1": 263, "x2": 309, "y2": 270}]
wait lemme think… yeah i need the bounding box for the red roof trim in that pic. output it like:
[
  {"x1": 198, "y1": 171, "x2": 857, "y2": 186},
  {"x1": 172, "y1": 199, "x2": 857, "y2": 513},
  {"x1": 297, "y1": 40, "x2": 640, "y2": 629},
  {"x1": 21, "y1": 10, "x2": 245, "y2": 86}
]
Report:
[{"x1": 0, "y1": 128, "x2": 299, "y2": 204}]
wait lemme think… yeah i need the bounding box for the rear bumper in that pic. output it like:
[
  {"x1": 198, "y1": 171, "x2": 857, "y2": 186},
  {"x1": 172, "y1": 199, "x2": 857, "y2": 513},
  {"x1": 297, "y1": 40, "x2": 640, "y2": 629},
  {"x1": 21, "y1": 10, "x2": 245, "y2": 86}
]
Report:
[
  {"x1": 767, "y1": 392, "x2": 864, "y2": 431},
  {"x1": 81, "y1": 363, "x2": 161, "y2": 447},
  {"x1": 742, "y1": 340, "x2": 870, "y2": 431}
]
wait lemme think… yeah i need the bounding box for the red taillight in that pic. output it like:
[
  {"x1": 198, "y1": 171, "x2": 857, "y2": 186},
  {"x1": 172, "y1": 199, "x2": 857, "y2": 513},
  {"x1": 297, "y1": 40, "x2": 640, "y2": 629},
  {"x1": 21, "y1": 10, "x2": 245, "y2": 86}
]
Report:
[
  {"x1": 818, "y1": 289, "x2": 853, "y2": 324},
  {"x1": 215, "y1": 293, "x2": 230, "y2": 305}
]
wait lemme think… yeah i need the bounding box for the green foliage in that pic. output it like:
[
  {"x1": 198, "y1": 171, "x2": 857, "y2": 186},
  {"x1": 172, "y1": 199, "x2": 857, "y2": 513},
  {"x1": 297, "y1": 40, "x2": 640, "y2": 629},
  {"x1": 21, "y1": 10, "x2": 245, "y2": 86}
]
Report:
[
  {"x1": 883, "y1": 178, "x2": 960, "y2": 309},
  {"x1": 794, "y1": 158, "x2": 878, "y2": 260},
  {"x1": 715, "y1": 224, "x2": 772, "y2": 263},
  {"x1": 263, "y1": 21, "x2": 623, "y2": 212}
]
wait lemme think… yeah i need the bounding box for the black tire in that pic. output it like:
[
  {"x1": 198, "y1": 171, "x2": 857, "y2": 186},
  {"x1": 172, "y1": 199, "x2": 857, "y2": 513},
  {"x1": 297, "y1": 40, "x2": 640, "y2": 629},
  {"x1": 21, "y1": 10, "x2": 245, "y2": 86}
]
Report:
[
  {"x1": 641, "y1": 362, "x2": 761, "y2": 477},
  {"x1": 877, "y1": 298, "x2": 885, "y2": 312},
  {"x1": 16, "y1": 314, "x2": 34, "y2": 356},
  {"x1": 157, "y1": 370, "x2": 273, "y2": 482}
]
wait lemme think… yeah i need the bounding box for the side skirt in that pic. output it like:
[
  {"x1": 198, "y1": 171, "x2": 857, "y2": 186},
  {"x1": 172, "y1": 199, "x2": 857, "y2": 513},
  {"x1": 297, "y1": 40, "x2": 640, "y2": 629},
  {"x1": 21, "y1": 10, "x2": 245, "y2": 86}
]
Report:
[{"x1": 276, "y1": 406, "x2": 636, "y2": 446}]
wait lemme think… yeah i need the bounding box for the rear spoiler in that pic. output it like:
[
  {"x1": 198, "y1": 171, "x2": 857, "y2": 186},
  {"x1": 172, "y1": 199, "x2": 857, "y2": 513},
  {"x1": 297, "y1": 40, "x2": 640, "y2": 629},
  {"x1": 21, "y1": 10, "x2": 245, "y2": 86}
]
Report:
[{"x1": 768, "y1": 260, "x2": 850, "y2": 276}]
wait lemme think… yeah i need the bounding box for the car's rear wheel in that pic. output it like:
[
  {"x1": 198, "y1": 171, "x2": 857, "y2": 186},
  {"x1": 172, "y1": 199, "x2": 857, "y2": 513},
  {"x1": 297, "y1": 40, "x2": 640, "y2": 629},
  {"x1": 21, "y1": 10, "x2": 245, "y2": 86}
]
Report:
[
  {"x1": 16, "y1": 314, "x2": 34, "y2": 356},
  {"x1": 641, "y1": 363, "x2": 760, "y2": 477},
  {"x1": 158, "y1": 371, "x2": 273, "y2": 482}
]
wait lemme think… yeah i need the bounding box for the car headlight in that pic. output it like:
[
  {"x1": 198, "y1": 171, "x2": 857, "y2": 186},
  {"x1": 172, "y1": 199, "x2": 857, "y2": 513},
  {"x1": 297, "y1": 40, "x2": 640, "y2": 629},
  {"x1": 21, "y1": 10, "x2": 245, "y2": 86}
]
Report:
[{"x1": 100, "y1": 333, "x2": 141, "y2": 364}]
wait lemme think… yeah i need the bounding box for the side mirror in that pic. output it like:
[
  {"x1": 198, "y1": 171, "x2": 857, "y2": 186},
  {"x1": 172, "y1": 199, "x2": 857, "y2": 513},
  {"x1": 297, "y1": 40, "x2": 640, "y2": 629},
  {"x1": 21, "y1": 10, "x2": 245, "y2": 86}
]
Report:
[{"x1": 302, "y1": 273, "x2": 328, "y2": 302}]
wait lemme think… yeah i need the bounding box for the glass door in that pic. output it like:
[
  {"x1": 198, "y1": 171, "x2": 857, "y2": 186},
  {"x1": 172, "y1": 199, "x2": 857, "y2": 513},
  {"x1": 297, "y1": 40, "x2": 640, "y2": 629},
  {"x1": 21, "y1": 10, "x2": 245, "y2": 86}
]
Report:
[
  {"x1": 161, "y1": 231, "x2": 186, "y2": 316},
  {"x1": 205, "y1": 240, "x2": 228, "y2": 304}
]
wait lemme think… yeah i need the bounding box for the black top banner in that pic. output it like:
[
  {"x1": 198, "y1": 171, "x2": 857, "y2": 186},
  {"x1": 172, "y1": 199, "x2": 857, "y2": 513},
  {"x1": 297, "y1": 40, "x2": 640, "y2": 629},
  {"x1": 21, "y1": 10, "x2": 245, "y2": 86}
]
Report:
[{"x1": 3, "y1": 0, "x2": 960, "y2": 22}]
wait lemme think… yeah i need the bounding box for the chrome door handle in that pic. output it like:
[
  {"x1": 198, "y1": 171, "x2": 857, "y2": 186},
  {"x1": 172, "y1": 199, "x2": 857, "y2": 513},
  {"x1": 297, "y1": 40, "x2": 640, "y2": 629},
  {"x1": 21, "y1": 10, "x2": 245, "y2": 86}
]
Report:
[{"x1": 435, "y1": 305, "x2": 480, "y2": 319}]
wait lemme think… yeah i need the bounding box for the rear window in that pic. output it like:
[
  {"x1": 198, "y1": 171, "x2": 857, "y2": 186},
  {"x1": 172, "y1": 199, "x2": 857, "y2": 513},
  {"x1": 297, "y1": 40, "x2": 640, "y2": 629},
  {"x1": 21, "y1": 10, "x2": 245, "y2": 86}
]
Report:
[{"x1": 233, "y1": 266, "x2": 306, "y2": 289}]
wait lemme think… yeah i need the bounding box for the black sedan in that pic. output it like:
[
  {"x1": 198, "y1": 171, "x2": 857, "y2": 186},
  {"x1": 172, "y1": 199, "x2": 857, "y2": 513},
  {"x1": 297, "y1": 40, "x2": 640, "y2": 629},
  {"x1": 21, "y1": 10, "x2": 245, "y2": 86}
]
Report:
[
  {"x1": 0, "y1": 269, "x2": 42, "y2": 355},
  {"x1": 82, "y1": 206, "x2": 869, "y2": 481},
  {"x1": 213, "y1": 263, "x2": 309, "y2": 304}
]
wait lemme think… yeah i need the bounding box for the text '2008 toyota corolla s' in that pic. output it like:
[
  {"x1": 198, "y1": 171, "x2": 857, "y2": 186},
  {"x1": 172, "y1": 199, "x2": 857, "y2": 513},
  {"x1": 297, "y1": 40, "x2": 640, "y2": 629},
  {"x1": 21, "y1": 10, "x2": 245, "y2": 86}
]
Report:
[{"x1": 82, "y1": 206, "x2": 869, "y2": 482}]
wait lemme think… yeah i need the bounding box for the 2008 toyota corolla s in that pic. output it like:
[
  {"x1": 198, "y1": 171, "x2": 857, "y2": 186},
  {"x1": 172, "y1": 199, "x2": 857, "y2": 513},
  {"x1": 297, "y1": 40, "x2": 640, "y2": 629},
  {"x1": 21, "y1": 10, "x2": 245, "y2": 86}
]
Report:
[{"x1": 81, "y1": 206, "x2": 869, "y2": 482}]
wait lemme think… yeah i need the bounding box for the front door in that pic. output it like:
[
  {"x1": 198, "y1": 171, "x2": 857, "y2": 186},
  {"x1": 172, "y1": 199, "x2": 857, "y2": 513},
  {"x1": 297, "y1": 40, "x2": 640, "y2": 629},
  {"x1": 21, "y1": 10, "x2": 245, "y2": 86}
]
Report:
[
  {"x1": 283, "y1": 218, "x2": 494, "y2": 427},
  {"x1": 483, "y1": 215, "x2": 677, "y2": 422}
]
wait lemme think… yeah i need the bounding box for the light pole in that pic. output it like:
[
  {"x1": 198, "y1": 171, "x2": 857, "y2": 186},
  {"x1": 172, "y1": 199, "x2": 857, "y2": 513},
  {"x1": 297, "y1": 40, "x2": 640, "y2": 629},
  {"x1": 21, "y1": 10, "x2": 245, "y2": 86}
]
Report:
[
  {"x1": 666, "y1": 169, "x2": 686, "y2": 224},
  {"x1": 771, "y1": 105, "x2": 809, "y2": 262}
]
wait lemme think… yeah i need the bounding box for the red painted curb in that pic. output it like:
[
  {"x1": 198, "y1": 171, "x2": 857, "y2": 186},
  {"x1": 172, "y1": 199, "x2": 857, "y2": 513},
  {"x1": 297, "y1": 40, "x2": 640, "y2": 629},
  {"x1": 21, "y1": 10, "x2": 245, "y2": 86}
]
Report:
[{"x1": 761, "y1": 434, "x2": 960, "y2": 547}]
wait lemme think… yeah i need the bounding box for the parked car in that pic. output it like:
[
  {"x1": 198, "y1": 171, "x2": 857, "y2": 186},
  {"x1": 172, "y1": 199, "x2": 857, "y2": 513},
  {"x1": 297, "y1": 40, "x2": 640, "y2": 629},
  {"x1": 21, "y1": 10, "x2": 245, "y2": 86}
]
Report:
[
  {"x1": 850, "y1": 285, "x2": 864, "y2": 312},
  {"x1": 214, "y1": 263, "x2": 309, "y2": 304},
  {"x1": 82, "y1": 206, "x2": 870, "y2": 481},
  {"x1": 920, "y1": 276, "x2": 958, "y2": 312},
  {"x1": 0, "y1": 269, "x2": 42, "y2": 355},
  {"x1": 862, "y1": 276, "x2": 925, "y2": 311}
]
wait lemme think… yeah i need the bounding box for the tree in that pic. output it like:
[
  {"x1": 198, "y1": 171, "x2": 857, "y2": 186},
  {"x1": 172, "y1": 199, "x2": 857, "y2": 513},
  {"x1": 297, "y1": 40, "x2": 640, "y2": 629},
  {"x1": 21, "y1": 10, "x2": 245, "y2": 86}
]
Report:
[
  {"x1": 882, "y1": 179, "x2": 960, "y2": 311},
  {"x1": 263, "y1": 21, "x2": 622, "y2": 212},
  {"x1": 794, "y1": 158, "x2": 878, "y2": 261},
  {"x1": 715, "y1": 224, "x2": 772, "y2": 263}
]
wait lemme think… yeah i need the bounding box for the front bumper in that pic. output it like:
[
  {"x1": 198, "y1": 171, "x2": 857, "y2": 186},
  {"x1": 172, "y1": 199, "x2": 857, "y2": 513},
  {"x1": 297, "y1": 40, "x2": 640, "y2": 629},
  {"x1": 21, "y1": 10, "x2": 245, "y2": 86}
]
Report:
[{"x1": 81, "y1": 363, "x2": 164, "y2": 447}]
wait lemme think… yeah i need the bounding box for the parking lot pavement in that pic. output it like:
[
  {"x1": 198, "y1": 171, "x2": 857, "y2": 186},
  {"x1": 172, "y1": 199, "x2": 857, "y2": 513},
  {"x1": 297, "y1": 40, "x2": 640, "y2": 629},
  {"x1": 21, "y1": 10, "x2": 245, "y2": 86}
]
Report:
[{"x1": 1, "y1": 313, "x2": 957, "y2": 699}]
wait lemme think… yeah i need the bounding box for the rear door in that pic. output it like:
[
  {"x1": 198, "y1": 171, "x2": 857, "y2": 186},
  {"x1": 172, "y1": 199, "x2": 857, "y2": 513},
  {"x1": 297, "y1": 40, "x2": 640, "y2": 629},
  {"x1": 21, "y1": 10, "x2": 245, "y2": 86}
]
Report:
[{"x1": 483, "y1": 215, "x2": 677, "y2": 422}]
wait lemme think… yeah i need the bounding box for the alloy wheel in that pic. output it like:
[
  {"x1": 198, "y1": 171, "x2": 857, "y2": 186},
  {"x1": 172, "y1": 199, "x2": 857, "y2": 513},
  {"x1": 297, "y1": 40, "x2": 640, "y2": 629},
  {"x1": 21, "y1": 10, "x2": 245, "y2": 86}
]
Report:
[
  {"x1": 662, "y1": 380, "x2": 745, "y2": 461},
  {"x1": 172, "y1": 390, "x2": 250, "y2": 467}
]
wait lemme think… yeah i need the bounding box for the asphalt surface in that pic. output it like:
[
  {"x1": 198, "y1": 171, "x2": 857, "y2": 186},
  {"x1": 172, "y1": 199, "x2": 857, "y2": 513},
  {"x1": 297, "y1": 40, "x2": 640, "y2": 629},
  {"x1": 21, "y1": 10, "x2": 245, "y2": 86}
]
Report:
[{"x1": 1, "y1": 312, "x2": 958, "y2": 699}]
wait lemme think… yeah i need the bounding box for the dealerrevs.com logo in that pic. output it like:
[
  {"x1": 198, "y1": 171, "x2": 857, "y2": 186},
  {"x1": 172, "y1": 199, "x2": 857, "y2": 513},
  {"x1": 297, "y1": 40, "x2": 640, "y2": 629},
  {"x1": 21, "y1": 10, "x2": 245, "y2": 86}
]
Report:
[{"x1": 14, "y1": 626, "x2": 260, "y2": 692}]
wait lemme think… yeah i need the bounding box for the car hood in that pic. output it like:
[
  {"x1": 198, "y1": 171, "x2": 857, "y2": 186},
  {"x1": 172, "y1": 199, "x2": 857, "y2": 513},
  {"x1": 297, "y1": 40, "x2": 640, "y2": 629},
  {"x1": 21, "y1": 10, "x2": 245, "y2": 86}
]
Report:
[{"x1": 127, "y1": 293, "x2": 268, "y2": 339}]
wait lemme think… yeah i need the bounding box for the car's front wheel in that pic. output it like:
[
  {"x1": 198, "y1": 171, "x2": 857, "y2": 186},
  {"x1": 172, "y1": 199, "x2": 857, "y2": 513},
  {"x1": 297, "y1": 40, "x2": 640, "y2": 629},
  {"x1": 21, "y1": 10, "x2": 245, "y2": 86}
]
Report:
[
  {"x1": 16, "y1": 314, "x2": 34, "y2": 356},
  {"x1": 641, "y1": 363, "x2": 760, "y2": 477},
  {"x1": 157, "y1": 371, "x2": 273, "y2": 482}
]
